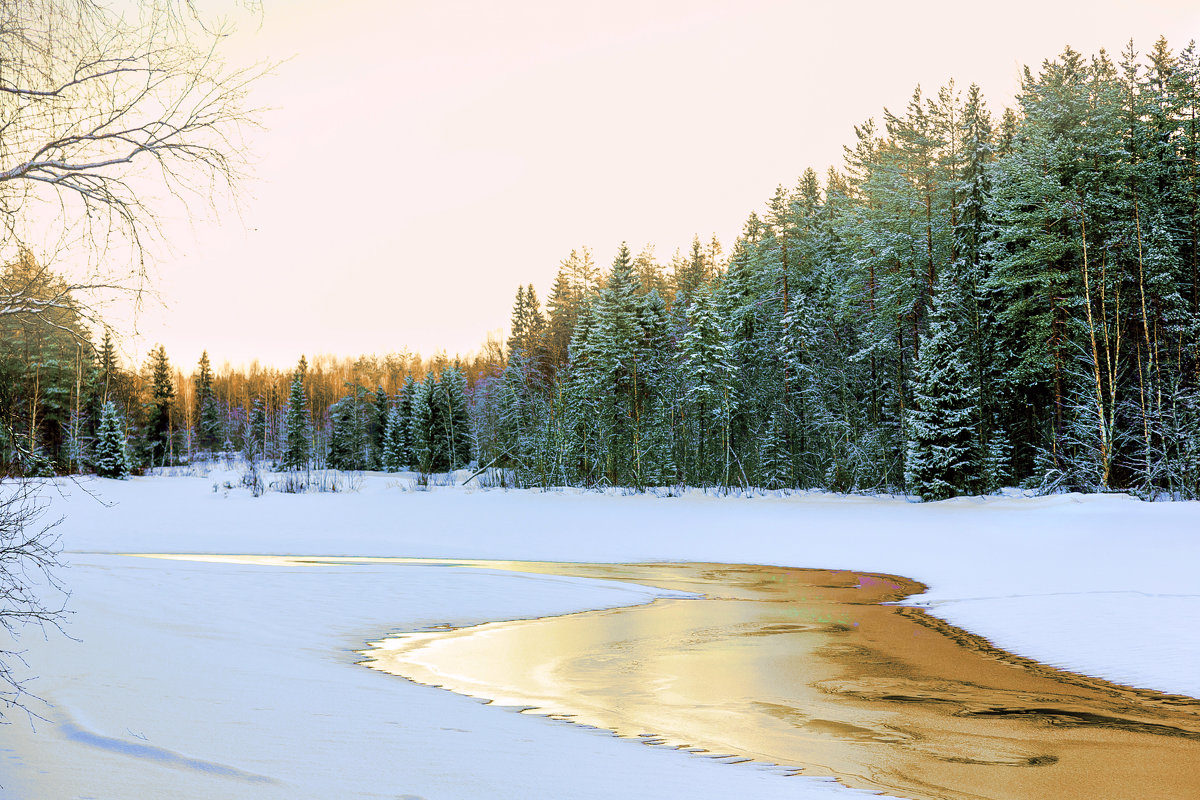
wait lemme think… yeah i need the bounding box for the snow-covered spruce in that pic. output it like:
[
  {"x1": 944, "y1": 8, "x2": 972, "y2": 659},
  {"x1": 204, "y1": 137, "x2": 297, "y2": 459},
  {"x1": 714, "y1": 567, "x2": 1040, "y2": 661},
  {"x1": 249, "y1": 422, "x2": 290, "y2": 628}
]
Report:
[{"x1": 92, "y1": 401, "x2": 130, "y2": 479}]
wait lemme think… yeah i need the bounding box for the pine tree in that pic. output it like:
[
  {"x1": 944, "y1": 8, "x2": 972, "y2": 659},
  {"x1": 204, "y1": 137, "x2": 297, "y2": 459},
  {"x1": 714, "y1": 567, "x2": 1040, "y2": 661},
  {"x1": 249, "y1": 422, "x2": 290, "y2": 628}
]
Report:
[
  {"x1": 673, "y1": 234, "x2": 710, "y2": 305},
  {"x1": 546, "y1": 256, "x2": 581, "y2": 371},
  {"x1": 93, "y1": 400, "x2": 129, "y2": 479},
  {"x1": 633, "y1": 244, "x2": 668, "y2": 298},
  {"x1": 280, "y1": 366, "x2": 310, "y2": 471},
  {"x1": 837, "y1": 115, "x2": 916, "y2": 489}
]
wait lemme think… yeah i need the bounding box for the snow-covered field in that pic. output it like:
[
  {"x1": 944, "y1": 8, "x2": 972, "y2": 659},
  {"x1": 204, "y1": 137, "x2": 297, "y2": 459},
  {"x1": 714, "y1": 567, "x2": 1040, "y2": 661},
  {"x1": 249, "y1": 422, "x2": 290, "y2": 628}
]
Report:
[{"x1": 3, "y1": 470, "x2": 1198, "y2": 799}]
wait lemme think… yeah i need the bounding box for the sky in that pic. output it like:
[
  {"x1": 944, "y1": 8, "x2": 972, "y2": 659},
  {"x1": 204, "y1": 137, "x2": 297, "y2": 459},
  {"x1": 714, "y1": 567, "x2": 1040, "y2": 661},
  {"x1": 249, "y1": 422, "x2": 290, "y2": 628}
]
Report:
[{"x1": 115, "y1": 0, "x2": 1200, "y2": 371}]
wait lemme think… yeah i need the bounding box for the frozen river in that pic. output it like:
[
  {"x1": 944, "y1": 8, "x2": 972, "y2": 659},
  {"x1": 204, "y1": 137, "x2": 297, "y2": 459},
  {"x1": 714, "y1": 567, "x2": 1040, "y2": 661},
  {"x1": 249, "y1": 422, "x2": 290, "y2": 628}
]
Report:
[{"x1": 3, "y1": 472, "x2": 1199, "y2": 798}]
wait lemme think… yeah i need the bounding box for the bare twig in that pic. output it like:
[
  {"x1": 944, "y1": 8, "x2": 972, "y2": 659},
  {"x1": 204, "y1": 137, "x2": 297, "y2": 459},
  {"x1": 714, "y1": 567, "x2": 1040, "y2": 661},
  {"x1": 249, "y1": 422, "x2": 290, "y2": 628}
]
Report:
[{"x1": 0, "y1": 478, "x2": 69, "y2": 722}]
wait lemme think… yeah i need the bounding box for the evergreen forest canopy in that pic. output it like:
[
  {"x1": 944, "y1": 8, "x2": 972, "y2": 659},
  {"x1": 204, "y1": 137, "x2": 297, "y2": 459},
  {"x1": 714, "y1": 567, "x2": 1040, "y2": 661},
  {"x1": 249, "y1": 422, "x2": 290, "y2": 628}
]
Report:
[{"x1": 3, "y1": 39, "x2": 1199, "y2": 501}]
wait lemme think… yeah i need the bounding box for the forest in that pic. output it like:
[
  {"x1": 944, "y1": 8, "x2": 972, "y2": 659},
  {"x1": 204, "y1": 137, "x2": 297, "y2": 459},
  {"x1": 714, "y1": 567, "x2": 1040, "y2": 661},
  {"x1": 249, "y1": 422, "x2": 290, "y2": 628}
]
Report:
[{"x1": 2, "y1": 39, "x2": 1198, "y2": 500}]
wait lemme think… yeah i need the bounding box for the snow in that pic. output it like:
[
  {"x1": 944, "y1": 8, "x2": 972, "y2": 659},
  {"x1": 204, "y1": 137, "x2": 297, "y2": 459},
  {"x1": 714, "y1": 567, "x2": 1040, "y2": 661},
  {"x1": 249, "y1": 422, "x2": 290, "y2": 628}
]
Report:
[{"x1": 3, "y1": 470, "x2": 1199, "y2": 798}]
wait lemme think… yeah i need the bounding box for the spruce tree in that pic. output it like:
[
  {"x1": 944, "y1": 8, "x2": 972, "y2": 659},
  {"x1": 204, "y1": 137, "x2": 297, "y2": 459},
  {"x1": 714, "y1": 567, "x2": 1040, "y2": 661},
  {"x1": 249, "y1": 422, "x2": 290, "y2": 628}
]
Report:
[
  {"x1": 561, "y1": 302, "x2": 604, "y2": 484},
  {"x1": 93, "y1": 400, "x2": 129, "y2": 479},
  {"x1": 98, "y1": 329, "x2": 119, "y2": 403},
  {"x1": 759, "y1": 411, "x2": 793, "y2": 490},
  {"x1": 371, "y1": 385, "x2": 388, "y2": 468},
  {"x1": 380, "y1": 405, "x2": 405, "y2": 472},
  {"x1": 280, "y1": 367, "x2": 311, "y2": 471},
  {"x1": 957, "y1": 82, "x2": 1006, "y2": 490},
  {"x1": 499, "y1": 282, "x2": 550, "y2": 476},
  {"x1": 195, "y1": 351, "x2": 223, "y2": 455},
  {"x1": 679, "y1": 284, "x2": 736, "y2": 485},
  {"x1": 436, "y1": 365, "x2": 472, "y2": 469},
  {"x1": 641, "y1": 405, "x2": 678, "y2": 487},
  {"x1": 409, "y1": 374, "x2": 435, "y2": 473},
  {"x1": 593, "y1": 242, "x2": 645, "y2": 485},
  {"x1": 326, "y1": 396, "x2": 360, "y2": 471},
  {"x1": 507, "y1": 284, "x2": 547, "y2": 372},
  {"x1": 246, "y1": 396, "x2": 267, "y2": 461},
  {"x1": 905, "y1": 274, "x2": 980, "y2": 501},
  {"x1": 143, "y1": 344, "x2": 175, "y2": 468},
  {"x1": 396, "y1": 373, "x2": 417, "y2": 467}
]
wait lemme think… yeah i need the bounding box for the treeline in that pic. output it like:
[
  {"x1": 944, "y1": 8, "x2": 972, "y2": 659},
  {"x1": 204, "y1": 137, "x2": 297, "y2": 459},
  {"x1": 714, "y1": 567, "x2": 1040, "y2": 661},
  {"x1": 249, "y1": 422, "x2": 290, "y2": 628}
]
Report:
[
  {"x1": 477, "y1": 39, "x2": 1200, "y2": 500},
  {"x1": 0, "y1": 249, "x2": 491, "y2": 476}
]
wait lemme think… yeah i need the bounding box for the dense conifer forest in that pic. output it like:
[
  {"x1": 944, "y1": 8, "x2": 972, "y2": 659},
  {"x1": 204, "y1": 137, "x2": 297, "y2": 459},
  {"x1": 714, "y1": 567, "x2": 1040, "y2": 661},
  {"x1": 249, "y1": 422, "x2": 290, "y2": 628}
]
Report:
[
  {"x1": 3, "y1": 39, "x2": 1198, "y2": 499},
  {"x1": 480, "y1": 39, "x2": 1200, "y2": 500}
]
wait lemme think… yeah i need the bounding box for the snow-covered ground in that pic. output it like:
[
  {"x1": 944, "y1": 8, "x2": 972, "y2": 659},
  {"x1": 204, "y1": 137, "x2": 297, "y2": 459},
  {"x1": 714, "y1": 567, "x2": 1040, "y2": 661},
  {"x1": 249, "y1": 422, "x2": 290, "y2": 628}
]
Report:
[{"x1": 3, "y1": 470, "x2": 1198, "y2": 798}]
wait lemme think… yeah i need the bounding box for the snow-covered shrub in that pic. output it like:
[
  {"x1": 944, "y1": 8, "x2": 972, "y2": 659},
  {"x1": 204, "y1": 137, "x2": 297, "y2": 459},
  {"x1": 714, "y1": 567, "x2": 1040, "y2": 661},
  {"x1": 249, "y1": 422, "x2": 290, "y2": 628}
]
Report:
[{"x1": 241, "y1": 462, "x2": 264, "y2": 497}]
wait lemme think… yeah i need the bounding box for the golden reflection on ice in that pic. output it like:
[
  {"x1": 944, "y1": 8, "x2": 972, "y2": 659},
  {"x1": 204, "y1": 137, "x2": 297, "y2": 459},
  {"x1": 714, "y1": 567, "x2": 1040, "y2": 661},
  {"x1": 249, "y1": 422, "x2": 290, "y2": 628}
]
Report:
[{"x1": 134, "y1": 555, "x2": 1200, "y2": 800}]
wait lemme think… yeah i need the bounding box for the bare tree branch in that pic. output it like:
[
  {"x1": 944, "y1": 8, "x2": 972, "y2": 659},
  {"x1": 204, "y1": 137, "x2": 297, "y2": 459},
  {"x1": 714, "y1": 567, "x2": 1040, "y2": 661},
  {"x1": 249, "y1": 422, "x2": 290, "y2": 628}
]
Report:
[
  {"x1": 0, "y1": 0, "x2": 265, "y2": 304},
  {"x1": 0, "y1": 0, "x2": 264, "y2": 720},
  {"x1": 0, "y1": 478, "x2": 69, "y2": 723}
]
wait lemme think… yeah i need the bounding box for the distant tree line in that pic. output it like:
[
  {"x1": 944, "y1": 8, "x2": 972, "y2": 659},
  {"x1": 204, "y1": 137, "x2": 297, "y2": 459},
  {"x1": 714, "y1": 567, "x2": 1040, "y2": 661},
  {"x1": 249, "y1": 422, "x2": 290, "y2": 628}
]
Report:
[
  {"x1": 475, "y1": 39, "x2": 1200, "y2": 500},
  {"x1": 0, "y1": 253, "x2": 483, "y2": 477}
]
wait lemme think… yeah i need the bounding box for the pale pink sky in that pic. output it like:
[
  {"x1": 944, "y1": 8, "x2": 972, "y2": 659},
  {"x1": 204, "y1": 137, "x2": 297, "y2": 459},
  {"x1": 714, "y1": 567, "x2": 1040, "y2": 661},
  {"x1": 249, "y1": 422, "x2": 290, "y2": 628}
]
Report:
[{"x1": 120, "y1": 0, "x2": 1200, "y2": 371}]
